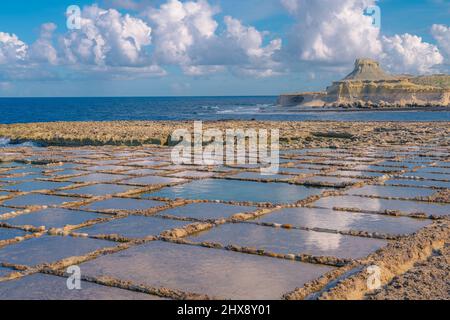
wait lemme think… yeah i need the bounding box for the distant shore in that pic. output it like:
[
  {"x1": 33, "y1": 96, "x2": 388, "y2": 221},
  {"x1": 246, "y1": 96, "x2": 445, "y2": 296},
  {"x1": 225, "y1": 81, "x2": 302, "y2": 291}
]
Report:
[{"x1": 270, "y1": 105, "x2": 450, "y2": 113}]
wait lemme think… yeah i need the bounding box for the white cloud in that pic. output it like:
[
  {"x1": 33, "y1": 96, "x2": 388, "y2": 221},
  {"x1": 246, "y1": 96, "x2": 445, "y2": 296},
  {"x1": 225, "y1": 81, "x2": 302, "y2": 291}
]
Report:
[
  {"x1": 60, "y1": 5, "x2": 153, "y2": 67},
  {"x1": 29, "y1": 23, "x2": 59, "y2": 65},
  {"x1": 281, "y1": 0, "x2": 382, "y2": 63},
  {"x1": 223, "y1": 16, "x2": 282, "y2": 77},
  {"x1": 146, "y1": 0, "x2": 218, "y2": 66},
  {"x1": 432, "y1": 24, "x2": 450, "y2": 60},
  {"x1": 381, "y1": 33, "x2": 443, "y2": 74},
  {"x1": 146, "y1": 0, "x2": 282, "y2": 77},
  {"x1": 0, "y1": 32, "x2": 28, "y2": 64},
  {"x1": 0, "y1": 0, "x2": 447, "y2": 83},
  {"x1": 281, "y1": 0, "x2": 445, "y2": 75}
]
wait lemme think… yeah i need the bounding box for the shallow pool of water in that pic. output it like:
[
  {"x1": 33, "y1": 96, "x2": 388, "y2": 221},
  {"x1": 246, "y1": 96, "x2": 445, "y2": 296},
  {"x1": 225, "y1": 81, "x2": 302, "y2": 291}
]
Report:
[
  {"x1": 79, "y1": 241, "x2": 333, "y2": 299},
  {"x1": 77, "y1": 216, "x2": 190, "y2": 239},
  {"x1": 67, "y1": 173, "x2": 130, "y2": 183},
  {"x1": 2, "y1": 194, "x2": 81, "y2": 208},
  {"x1": 158, "y1": 202, "x2": 257, "y2": 220},
  {"x1": 188, "y1": 223, "x2": 386, "y2": 259},
  {"x1": 384, "y1": 179, "x2": 450, "y2": 189},
  {"x1": 228, "y1": 172, "x2": 294, "y2": 181},
  {"x1": 4, "y1": 208, "x2": 107, "y2": 229},
  {"x1": 121, "y1": 176, "x2": 186, "y2": 186},
  {"x1": 62, "y1": 184, "x2": 137, "y2": 197},
  {"x1": 80, "y1": 197, "x2": 166, "y2": 212},
  {"x1": 2, "y1": 181, "x2": 73, "y2": 192},
  {"x1": 255, "y1": 207, "x2": 431, "y2": 235},
  {"x1": 0, "y1": 274, "x2": 162, "y2": 300},
  {"x1": 313, "y1": 196, "x2": 449, "y2": 216},
  {"x1": 346, "y1": 185, "x2": 436, "y2": 198},
  {"x1": 0, "y1": 235, "x2": 112, "y2": 266},
  {"x1": 0, "y1": 228, "x2": 29, "y2": 241},
  {"x1": 146, "y1": 179, "x2": 327, "y2": 204}
]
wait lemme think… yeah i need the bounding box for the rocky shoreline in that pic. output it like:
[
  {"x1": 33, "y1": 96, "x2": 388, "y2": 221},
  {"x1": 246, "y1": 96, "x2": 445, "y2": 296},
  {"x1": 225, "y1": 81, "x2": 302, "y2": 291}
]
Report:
[{"x1": 0, "y1": 120, "x2": 449, "y2": 149}]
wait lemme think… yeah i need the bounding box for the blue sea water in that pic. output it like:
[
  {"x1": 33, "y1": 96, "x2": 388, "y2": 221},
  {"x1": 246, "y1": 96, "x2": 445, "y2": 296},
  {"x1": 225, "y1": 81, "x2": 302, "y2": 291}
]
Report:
[{"x1": 0, "y1": 96, "x2": 449, "y2": 124}]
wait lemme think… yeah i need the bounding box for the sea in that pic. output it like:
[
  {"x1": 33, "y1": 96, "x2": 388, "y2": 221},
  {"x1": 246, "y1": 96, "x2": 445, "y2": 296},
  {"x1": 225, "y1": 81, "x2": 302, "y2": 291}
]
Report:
[{"x1": 0, "y1": 96, "x2": 449, "y2": 124}]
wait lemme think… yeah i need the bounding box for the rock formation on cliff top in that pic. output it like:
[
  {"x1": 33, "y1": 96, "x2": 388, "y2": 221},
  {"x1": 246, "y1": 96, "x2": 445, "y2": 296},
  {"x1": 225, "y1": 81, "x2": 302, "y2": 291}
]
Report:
[
  {"x1": 344, "y1": 58, "x2": 395, "y2": 81},
  {"x1": 278, "y1": 58, "x2": 450, "y2": 108}
]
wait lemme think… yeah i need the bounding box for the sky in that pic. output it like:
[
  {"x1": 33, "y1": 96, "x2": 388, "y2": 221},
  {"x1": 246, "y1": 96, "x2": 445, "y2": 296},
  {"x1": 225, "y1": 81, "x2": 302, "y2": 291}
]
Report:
[{"x1": 0, "y1": 0, "x2": 449, "y2": 97}]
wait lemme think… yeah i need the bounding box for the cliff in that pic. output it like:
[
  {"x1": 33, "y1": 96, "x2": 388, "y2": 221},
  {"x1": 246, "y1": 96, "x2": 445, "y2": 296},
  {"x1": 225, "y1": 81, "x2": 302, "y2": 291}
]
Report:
[{"x1": 279, "y1": 59, "x2": 450, "y2": 108}]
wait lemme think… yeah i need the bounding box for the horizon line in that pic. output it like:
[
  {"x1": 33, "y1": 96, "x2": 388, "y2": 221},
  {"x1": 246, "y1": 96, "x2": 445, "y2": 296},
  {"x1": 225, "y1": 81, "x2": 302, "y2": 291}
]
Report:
[{"x1": 0, "y1": 95, "x2": 279, "y2": 99}]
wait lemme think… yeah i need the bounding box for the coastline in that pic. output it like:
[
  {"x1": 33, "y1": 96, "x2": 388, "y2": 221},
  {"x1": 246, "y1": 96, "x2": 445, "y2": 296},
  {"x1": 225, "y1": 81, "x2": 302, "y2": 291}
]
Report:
[{"x1": 1, "y1": 120, "x2": 449, "y2": 148}]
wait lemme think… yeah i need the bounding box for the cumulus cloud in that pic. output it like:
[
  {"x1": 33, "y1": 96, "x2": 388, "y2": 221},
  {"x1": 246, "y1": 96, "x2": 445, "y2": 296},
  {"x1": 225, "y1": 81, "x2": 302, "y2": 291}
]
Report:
[
  {"x1": 381, "y1": 34, "x2": 443, "y2": 74},
  {"x1": 223, "y1": 16, "x2": 282, "y2": 77},
  {"x1": 281, "y1": 0, "x2": 382, "y2": 63},
  {"x1": 146, "y1": 0, "x2": 218, "y2": 66},
  {"x1": 0, "y1": 0, "x2": 447, "y2": 82},
  {"x1": 0, "y1": 32, "x2": 28, "y2": 64},
  {"x1": 29, "y1": 23, "x2": 59, "y2": 65},
  {"x1": 145, "y1": 0, "x2": 282, "y2": 77},
  {"x1": 432, "y1": 24, "x2": 450, "y2": 59},
  {"x1": 281, "y1": 0, "x2": 444, "y2": 74},
  {"x1": 60, "y1": 5, "x2": 153, "y2": 67}
]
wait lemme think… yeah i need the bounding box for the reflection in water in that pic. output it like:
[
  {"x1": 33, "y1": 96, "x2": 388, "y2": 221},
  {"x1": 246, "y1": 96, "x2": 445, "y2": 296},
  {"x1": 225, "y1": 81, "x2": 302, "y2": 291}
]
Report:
[
  {"x1": 77, "y1": 216, "x2": 189, "y2": 239},
  {"x1": 158, "y1": 202, "x2": 257, "y2": 220},
  {"x1": 347, "y1": 185, "x2": 435, "y2": 198},
  {"x1": 314, "y1": 196, "x2": 449, "y2": 216},
  {"x1": 188, "y1": 223, "x2": 386, "y2": 259},
  {"x1": 256, "y1": 207, "x2": 431, "y2": 235},
  {"x1": 0, "y1": 236, "x2": 111, "y2": 266},
  {"x1": 4, "y1": 208, "x2": 107, "y2": 229},
  {"x1": 0, "y1": 274, "x2": 161, "y2": 300},
  {"x1": 2, "y1": 194, "x2": 81, "y2": 208},
  {"x1": 147, "y1": 179, "x2": 326, "y2": 204},
  {"x1": 79, "y1": 241, "x2": 333, "y2": 300},
  {"x1": 80, "y1": 197, "x2": 165, "y2": 211},
  {"x1": 63, "y1": 184, "x2": 136, "y2": 196}
]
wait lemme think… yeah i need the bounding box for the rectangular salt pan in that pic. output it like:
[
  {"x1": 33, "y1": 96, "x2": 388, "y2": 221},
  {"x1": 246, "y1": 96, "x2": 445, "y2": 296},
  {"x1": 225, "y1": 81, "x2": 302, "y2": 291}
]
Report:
[
  {"x1": 77, "y1": 216, "x2": 190, "y2": 238},
  {"x1": 67, "y1": 173, "x2": 130, "y2": 183},
  {"x1": 228, "y1": 172, "x2": 294, "y2": 180},
  {"x1": 79, "y1": 241, "x2": 333, "y2": 300},
  {"x1": 2, "y1": 181, "x2": 73, "y2": 192},
  {"x1": 147, "y1": 179, "x2": 327, "y2": 204},
  {"x1": 5, "y1": 208, "x2": 107, "y2": 229},
  {"x1": 384, "y1": 179, "x2": 450, "y2": 189},
  {"x1": 402, "y1": 171, "x2": 450, "y2": 181},
  {"x1": 188, "y1": 223, "x2": 386, "y2": 259},
  {"x1": 346, "y1": 185, "x2": 435, "y2": 198},
  {"x1": 80, "y1": 197, "x2": 166, "y2": 211},
  {"x1": 62, "y1": 184, "x2": 137, "y2": 196},
  {"x1": 159, "y1": 203, "x2": 257, "y2": 220},
  {"x1": 0, "y1": 236, "x2": 113, "y2": 266},
  {"x1": 0, "y1": 274, "x2": 162, "y2": 300},
  {"x1": 2, "y1": 194, "x2": 81, "y2": 208},
  {"x1": 121, "y1": 176, "x2": 186, "y2": 186},
  {"x1": 255, "y1": 207, "x2": 431, "y2": 235},
  {"x1": 313, "y1": 196, "x2": 449, "y2": 216},
  {"x1": 0, "y1": 228, "x2": 29, "y2": 241}
]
